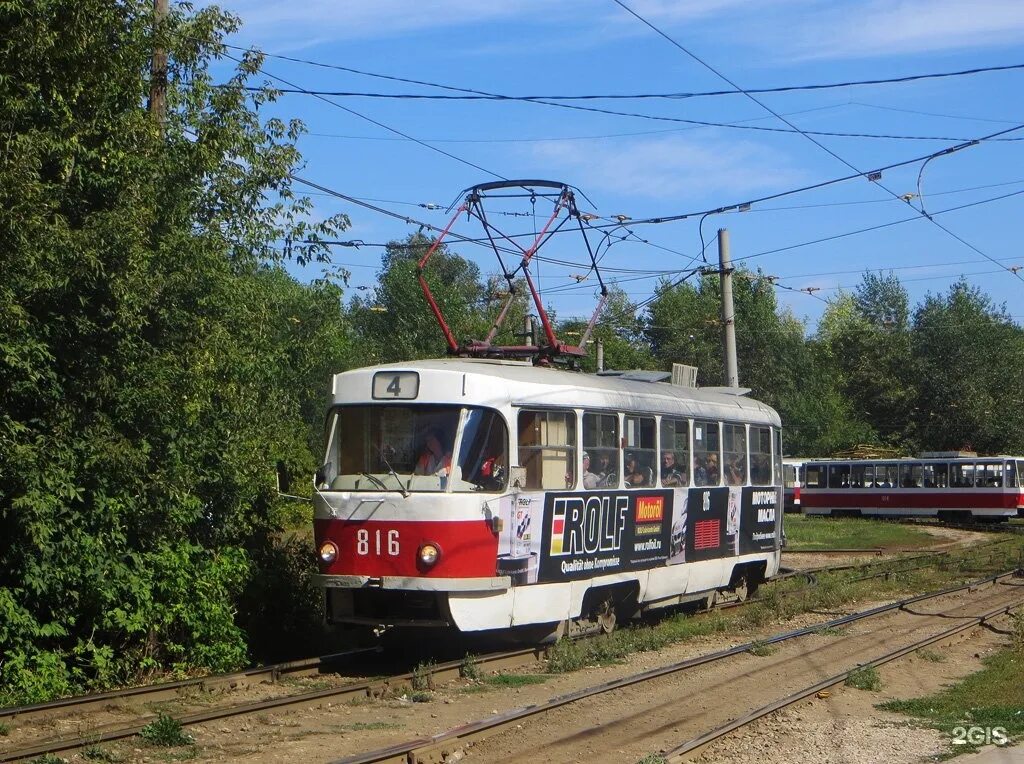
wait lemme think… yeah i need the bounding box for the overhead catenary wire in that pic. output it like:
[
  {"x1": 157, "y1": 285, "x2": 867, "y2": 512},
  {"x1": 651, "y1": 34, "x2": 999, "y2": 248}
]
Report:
[
  {"x1": 221, "y1": 51, "x2": 507, "y2": 182},
  {"x1": 210, "y1": 40, "x2": 1023, "y2": 102},
  {"x1": 609, "y1": 0, "x2": 1024, "y2": 286}
]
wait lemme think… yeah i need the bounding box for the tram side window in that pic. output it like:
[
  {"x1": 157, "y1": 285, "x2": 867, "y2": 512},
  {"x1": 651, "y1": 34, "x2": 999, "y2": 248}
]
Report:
[
  {"x1": 804, "y1": 464, "x2": 826, "y2": 488},
  {"x1": 693, "y1": 420, "x2": 720, "y2": 486},
  {"x1": 828, "y1": 464, "x2": 851, "y2": 488},
  {"x1": 583, "y1": 412, "x2": 619, "y2": 489},
  {"x1": 899, "y1": 463, "x2": 923, "y2": 488},
  {"x1": 455, "y1": 408, "x2": 508, "y2": 493},
  {"x1": 659, "y1": 418, "x2": 690, "y2": 487},
  {"x1": 1008, "y1": 461, "x2": 1021, "y2": 488},
  {"x1": 623, "y1": 415, "x2": 656, "y2": 488},
  {"x1": 950, "y1": 463, "x2": 974, "y2": 488},
  {"x1": 923, "y1": 464, "x2": 946, "y2": 488},
  {"x1": 979, "y1": 462, "x2": 1003, "y2": 487},
  {"x1": 750, "y1": 426, "x2": 772, "y2": 486},
  {"x1": 723, "y1": 424, "x2": 747, "y2": 486},
  {"x1": 875, "y1": 463, "x2": 898, "y2": 488},
  {"x1": 850, "y1": 464, "x2": 872, "y2": 488},
  {"x1": 518, "y1": 410, "x2": 576, "y2": 490}
]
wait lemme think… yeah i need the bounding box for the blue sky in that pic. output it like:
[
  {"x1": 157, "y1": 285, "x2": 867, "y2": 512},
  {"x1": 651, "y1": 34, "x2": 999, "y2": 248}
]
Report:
[{"x1": 207, "y1": 0, "x2": 1024, "y2": 330}]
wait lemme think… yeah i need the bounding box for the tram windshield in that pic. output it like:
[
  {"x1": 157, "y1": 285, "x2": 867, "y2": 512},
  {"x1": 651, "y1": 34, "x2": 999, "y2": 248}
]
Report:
[{"x1": 319, "y1": 405, "x2": 508, "y2": 493}]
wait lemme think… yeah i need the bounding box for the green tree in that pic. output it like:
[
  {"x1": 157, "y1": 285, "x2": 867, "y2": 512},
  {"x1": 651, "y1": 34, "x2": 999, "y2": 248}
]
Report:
[
  {"x1": 350, "y1": 232, "x2": 539, "y2": 363},
  {"x1": 645, "y1": 268, "x2": 805, "y2": 409},
  {"x1": 910, "y1": 280, "x2": 1024, "y2": 453},
  {"x1": 817, "y1": 274, "x2": 915, "y2": 449},
  {"x1": 0, "y1": 0, "x2": 349, "y2": 702},
  {"x1": 558, "y1": 285, "x2": 655, "y2": 372}
]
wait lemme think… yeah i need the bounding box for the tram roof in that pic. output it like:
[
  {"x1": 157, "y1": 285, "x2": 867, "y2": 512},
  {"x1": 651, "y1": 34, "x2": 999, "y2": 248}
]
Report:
[{"x1": 332, "y1": 358, "x2": 781, "y2": 425}]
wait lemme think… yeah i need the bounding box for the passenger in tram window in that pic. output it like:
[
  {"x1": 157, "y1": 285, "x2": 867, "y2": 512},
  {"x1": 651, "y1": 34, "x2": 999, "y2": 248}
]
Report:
[
  {"x1": 726, "y1": 458, "x2": 744, "y2": 486},
  {"x1": 414, "y1": 428, "x2": 452, "y2": 477},
  {"x1": 661, "y1": 451, "x2": 686, "y2": 486},
  {"x1": 706, "y1": 453, "x2": 720, "y2": 485},
  {"x1": 581, "y1": 451, "x2": 601, "y2": 490},
  {"x1": 624, "y1": 452, "x2": 650, "y2": 487},
  {"x1": 593, "y1": 452, "x2": 614, "y2": 487}
]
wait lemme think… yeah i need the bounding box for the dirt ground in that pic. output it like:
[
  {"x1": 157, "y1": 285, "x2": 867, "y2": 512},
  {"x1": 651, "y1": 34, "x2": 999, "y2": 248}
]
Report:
[
  {"x1": 692, "y1": 620, "x2": 1017, "y2": 764},
  {"x1": 54, "y1": 576, "x2": 1020, "y2": 764}
]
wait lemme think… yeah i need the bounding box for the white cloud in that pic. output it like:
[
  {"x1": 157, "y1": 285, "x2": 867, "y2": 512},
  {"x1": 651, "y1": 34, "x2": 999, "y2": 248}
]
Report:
[
  {"x1": 786, "y1": 0, "x2": 1024, "y2": 60},
  {"x1": 529, "y1": 135, "x2": 806, "y2": 202}
]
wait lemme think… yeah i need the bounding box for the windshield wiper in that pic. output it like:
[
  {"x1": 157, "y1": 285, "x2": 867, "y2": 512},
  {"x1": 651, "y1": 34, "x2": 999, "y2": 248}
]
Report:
[
  {"x1": 377, "y1": 450, "x2": 410, "y2": 498},
  {"x1": 359, "y1": 472, "x2": 390, "y2": 492}
]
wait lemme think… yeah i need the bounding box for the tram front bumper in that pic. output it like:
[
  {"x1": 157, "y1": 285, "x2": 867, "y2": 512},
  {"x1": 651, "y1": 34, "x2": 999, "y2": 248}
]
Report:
[{"x1": 313, "y1": 573, "x2": 511, "y2": 591}]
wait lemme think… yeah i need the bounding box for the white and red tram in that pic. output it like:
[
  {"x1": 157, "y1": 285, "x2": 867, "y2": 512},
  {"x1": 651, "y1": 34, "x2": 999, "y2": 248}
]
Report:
[
  {"x1": 800, "y1": 453, "x2": 1024, "y2": 521},
  {"x1": 312, "y1": 358, "x2": 784, "y2": 637}
]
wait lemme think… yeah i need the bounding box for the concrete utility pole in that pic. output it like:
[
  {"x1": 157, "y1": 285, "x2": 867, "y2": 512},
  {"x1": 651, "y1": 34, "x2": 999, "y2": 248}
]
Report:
[
  {"x1": 149, "y1": 0, "x2": 169, "y2": 130},
  {"x1": 596, "y1": 339, "x2": 605, "y2": 372},
  {"x1": 718, "y1": 228, "x2": 739, "y2": 388}
]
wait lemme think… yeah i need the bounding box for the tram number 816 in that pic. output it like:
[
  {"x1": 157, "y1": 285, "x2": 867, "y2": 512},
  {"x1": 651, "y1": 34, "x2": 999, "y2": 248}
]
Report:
[{"x1": 356, "y1": 528, "x2": 400, "y2": 557}]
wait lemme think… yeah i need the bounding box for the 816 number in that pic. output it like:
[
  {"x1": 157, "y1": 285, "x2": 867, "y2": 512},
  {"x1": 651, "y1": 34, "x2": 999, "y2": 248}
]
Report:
[{"x1": 356, "y1": 528, "x2": 400, "y2": 556}]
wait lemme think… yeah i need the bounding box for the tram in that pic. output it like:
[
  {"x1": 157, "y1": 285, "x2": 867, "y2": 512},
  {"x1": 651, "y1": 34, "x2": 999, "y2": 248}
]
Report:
[
  {"x1": 312, "y1": 359, "x2": 785, "y2": 638},
  {"x1": 800, "y1": 453, "x2": 1024, "y2": 521}
]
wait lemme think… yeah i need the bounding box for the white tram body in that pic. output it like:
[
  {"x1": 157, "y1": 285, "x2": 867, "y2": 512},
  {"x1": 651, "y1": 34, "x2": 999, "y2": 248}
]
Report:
[
  {"x1": 800, "y1": 454, "x2": 1024, "y2": 520},
  {"x1": 312, "y1": 359, "x2": 784, "y2": 634}
]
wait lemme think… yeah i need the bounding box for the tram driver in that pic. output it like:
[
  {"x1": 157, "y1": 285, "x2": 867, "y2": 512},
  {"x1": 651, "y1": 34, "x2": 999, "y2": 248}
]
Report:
[{"x1": 414, "y1": 427, "x2": 452, "y2": 478}]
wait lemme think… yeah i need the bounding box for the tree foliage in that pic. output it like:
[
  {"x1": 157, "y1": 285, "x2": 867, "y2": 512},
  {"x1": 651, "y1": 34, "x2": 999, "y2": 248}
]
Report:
[{"x1": 0, "y1": 0, "x2": 350, "y2": 702}]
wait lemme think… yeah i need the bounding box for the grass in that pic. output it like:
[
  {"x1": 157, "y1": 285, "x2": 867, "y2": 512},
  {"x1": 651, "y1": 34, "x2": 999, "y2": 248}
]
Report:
[
  {"x1": 345, "y1": 721, "x2": 401, "y2": 731},
  {"x1": 880, "y1": 648, "x2": 1024, "y2": 755},
  {"x1": 784, "y1": 515, "x2": 937, "y2": 551},
  {"x1": 460, "y1": 654, "x2": 481, "y2": 681},
  {"x1": 916, "y1": 648, "x2": 946, "y2": 663},
  {"x1": 139, "y1": 714, "x2": 193, "y2": 747},
  {"x1": 30, "y1": 757, "x2": 66, "y2": 764},
  {"x1": 410, "y1": 691, "x2": 433, "y2": 703},
  {"x1": 83, "y1": 746, "x2": 121, "y2": 762},
  {"x1": 546, "y1": 612, "x2": 732, "y2": 673},
  {"x1": 0, "y1": 721, "x2": 8, "y2": 736},
  {"x1": 812, "y1": 626, "x2": 845, "y2": 637},
  {"x1": 636, "y1": 756, "x2": 667, "y2": 764},
  {"x1": 411, "y1": 660, "x2": 435, "y2": 691},
  {"x1": 461, "y1": 673, "x2": 549, "y2": 693},
  {"x1": 747, "y1": 640, "x2": 779, "y2": 657},
  {"x1": 846, "y1": 665, "x2": 882, "y2": 691}
]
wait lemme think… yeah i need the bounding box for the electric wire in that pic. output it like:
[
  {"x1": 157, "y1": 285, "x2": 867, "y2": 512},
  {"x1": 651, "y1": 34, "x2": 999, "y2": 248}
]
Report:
[
  {"x1": 221, "y1": 52, "x2": 507, "y2": 181},
  {"x1": 212, "y1": 40, "x2": 1023, "y2": 102},
  {"x1": 609, "y1": 0, "x2": 1024, "y2": 285}
]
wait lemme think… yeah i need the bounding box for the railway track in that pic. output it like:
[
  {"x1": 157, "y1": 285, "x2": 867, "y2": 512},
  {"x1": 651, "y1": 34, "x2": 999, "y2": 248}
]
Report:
[
  {"x1": 3, "y1": 537, "x2": 1016, "y2": 763},
  {"x1": 328, "y1": 569, "x2": 1023, "y2": 764}
]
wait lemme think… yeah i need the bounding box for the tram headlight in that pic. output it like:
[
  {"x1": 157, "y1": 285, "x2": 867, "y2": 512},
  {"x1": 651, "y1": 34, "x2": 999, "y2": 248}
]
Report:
[
  {"x1": 319, "y1": 541, "x2": 338, "y2": 564},
  {"x1": 418, "y1": 542, "x2": 441, "y2": 568}
]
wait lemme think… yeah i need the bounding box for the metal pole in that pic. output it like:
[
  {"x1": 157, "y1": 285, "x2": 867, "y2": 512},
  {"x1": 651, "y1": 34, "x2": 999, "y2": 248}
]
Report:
[
  {"x1": 149, "y1": 0, "x2": 169, "y2": 130},
  {"x1": 718, "y1": 228, "x2": 739, "y2": 388},
  {"x1": 596, "y1": 339, "x2": 604, "y2": 372}
]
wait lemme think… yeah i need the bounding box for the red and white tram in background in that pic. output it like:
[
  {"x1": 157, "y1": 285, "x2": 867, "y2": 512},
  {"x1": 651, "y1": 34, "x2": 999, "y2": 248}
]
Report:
[
  {"x1": 312, "y1": 359, "x2": 785, "y2": 638},
  {"x1": 800, "y1": 453, "x2": 1024, "y2": 521}
]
